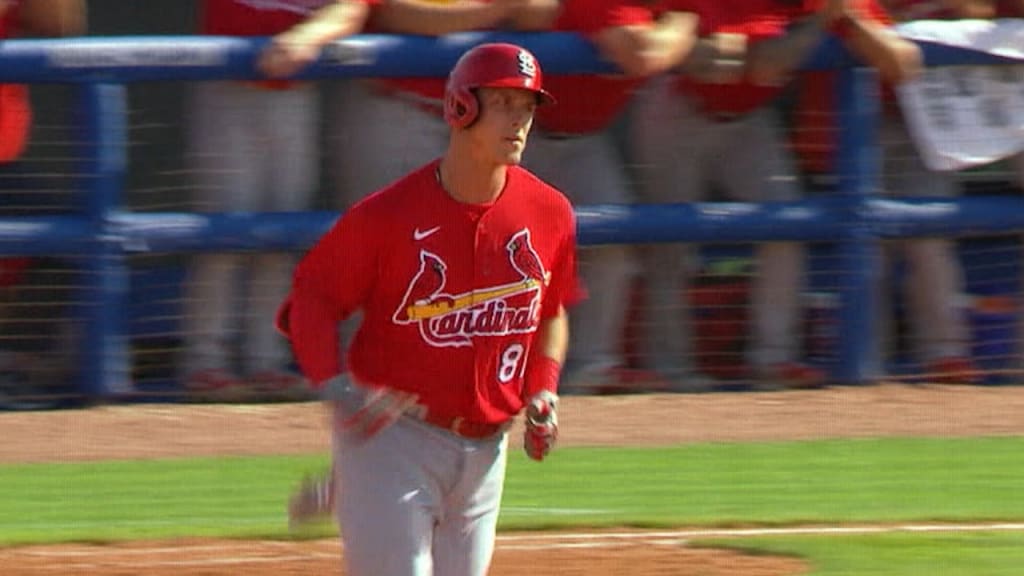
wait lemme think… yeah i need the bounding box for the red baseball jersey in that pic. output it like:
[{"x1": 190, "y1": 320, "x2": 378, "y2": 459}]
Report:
[
  {"x1": 201, "y1": 0, "x2": 337, "y2": 36},
  {"x1": 281, "y1": 160, "x2": 581, "y2": 424},
  {"x1": 0, "y1": 0, "x2": 30, "y2": 163},
  {"x1": 656, "y1": 0, "x2": 790, "y2": 117},
  {"x1": 533, "y1": 0, "x2": 653, "y2": 134}
]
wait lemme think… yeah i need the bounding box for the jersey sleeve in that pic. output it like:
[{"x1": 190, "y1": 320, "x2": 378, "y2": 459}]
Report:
[
  {"x1": 737, "y1": 0, "x2": 789, "y2": 43},
  {"x1": 282, "y1": 203, "x2": 379, "y2": 385},
  {"x1": 540, "y1": 208, "x2": 584, "y2": 320}
]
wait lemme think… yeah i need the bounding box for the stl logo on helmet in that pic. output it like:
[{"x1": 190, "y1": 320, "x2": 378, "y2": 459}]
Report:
[
  {"x1": 392, "y1": 228, "x2": 549, "y2": 348},
  {"x1": 517, "y1": 50, "x2": 537, "y2": 78}
]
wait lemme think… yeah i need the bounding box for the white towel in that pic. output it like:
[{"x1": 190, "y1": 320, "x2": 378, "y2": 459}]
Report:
[{"x1": 894, "y1": 19, "x2": 1024, "y2": 171}]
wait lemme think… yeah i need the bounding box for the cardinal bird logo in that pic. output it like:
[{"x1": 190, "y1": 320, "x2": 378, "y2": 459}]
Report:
[
  {"x1": 507, "y1": 229, "x2": 548, "y2": 284},
  {"x1": 392, "y1": 250, "x2": 447, "y2": 323},
  {"x1": 393, "y1": 229, "x2": 546, "y2": 348}
]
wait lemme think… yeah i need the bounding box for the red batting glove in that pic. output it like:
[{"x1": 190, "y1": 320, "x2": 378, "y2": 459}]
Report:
[{"x1": 524, "y1": 390, "x2": 558, "y2": 462}]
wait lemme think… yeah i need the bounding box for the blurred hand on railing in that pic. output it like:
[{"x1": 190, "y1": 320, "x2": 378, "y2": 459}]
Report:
[
  {"x1": 258, "y1": 35, "x2": 323, "y2": 78},
  {"x1": 680, "y1": 32, "x2": 748, "y2": 85}
]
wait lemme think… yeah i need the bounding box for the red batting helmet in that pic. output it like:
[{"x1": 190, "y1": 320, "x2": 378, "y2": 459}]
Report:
[{"x1": 444, "y1": 43, "x2": 555, "y2": 129}]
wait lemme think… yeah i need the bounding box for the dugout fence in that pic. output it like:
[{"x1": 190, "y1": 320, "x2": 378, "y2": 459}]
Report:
[{"x1": 0, "y1": 32, "x2": 1022, "y2": 401}]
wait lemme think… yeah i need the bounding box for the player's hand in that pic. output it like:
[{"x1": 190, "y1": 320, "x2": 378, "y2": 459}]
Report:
[
  {"x1": 322, "y1": 375, "x2": 420, "y2": 442},
  {"x1": 523, "y1": 390, "x2": 558, "y2": 462},
  {"x1": 258, "y1": 34, "x2": 322, "y2": 78},
  {"x1": 681, "y1": 32, "x2": 747, "y2": 85}
]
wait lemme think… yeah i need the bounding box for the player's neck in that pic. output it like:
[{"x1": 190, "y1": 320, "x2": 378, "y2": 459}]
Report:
[{"x1": 437, "y1": 153, "x2": 507, "y2": 205}]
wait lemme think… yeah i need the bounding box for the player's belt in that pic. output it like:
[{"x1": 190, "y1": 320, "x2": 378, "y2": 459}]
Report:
[{"x1": 414, "y1": 409, "x2": 509, "y2": 440}]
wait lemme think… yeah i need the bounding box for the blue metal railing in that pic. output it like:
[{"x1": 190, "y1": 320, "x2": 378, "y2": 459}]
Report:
[{"x1": 0, "y1": 33, "x2": 1021, "y2": 396}]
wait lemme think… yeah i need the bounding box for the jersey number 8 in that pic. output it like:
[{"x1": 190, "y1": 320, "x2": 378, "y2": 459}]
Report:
[{"x1": 498, "y1": 343, "x2": 526, "y2": 383}]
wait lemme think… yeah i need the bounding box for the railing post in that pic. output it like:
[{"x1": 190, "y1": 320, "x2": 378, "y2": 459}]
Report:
[
  {"x1": 78, "y1": 83, "x2": 131, "y2": 399},
  {"x1": 834, "y1": 67, "x2": 882, "y2": 385}
]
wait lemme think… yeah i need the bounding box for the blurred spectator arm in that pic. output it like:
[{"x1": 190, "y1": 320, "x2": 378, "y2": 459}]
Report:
[
  {"x1": 746, "y1": 8, "x2": 830, "y2": 86},
  {"x1": 943, "y1": 0, "x2": 999, "y2": 18},
  {"x1": 838, "y1": 14, "x2": 921, "y2": 85},
  {"x1": 680, "y1": 31, "x2": 748, "y2": 85},
  {"x1": 16, "y1": 0, "x2": 86, "y2": 37},
  {"x1": 880, "y1": 0, "x2": 998, "y2": 19},
  {"x1": 259, "y1": 0, "x2": 372, "y2": 78},
  {"x1": 597, "y1": 10, "x2": 699, "y2": 77},
  {"x1": 503, "y1": 0, "x2": 561, "y2": 31},
  {"x1": 372, "y1": 0, "x2": 514, "y2": 36}
]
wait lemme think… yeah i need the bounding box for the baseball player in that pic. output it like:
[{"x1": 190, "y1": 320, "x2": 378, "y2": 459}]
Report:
[
  {"x1": 183, "y1": 0, "x2": 371, "y2": 399},
  {"x1": 630, "y1": 0, "x2": 858, "y2": 389},
  {"x1": 0, "y1": 0, "x2": 86, "y2": 407},
  {"x1": 289, "y1": 0, "x2": 546, "y2": 523},
  {"x1": 0, "y1": 0, "x2": 85, "y2": 163},
  {"x1": 794, "y1": 0, "x2": 979, "y2": 383},
  {"x1": 278, "y1": 43, "x2": 579, "y2": 575},
  {"x1": 516, "y1": 0, "x2": 698, "y2": 392}
]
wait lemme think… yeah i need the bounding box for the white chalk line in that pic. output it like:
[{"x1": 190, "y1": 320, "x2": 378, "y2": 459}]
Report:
[
  {"x1": 0, "y1": 507, "x2": 604, "y2": 532},
  {"x1": 6, "y1": 522, "x2": 1024, "y2": 569}
]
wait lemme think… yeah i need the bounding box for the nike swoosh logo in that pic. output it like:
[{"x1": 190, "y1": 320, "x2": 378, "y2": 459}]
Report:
[
  {"x1": 414, "y1": 226, "x2": 441, "y2": 241},
  {"x1": 400, "y1": 489, "x2": 420, "y2": 503}
]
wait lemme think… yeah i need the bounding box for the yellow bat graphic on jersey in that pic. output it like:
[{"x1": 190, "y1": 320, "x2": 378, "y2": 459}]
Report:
[{"x1": 405, "y1": 277, "x2": 541, "y2": 321}]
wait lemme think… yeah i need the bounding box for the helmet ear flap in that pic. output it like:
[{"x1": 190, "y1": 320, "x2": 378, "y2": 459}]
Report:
[{"x1": 445, "y1": 86, "x2": 479, "y2": 130}]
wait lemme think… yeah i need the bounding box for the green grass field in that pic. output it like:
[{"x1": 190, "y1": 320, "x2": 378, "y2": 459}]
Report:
[{"x1": 2, "y1": 436, "x2": 1022, "y2": 574}]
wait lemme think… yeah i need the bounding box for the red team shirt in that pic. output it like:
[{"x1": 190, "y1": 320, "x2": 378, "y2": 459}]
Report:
[
  {"x1": 0, "y1": 0, "x2": 32, "y2": 288},
  {"x1": 533, "y1": 0, "x2": 653, "y2": 134},
  {"x1": 656, "y1": 0, "x2": 790, "y2": 117},
  {"x1": 282, "y1": 160, "x2": 580, "y2": 424},
  {"x1": 200, "y1": 0, "x2": 377, "y2": 88},
  {"x1": 0, "y1": 0, "x2": 30, "y2": 163}
]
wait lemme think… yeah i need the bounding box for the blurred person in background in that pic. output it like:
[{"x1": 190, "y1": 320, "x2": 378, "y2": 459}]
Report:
[
  {"x1": 513, "y1": 0, "x2": 699, "y2": 393},
  {"x1": 814, "y1": 0, "x2": 998, "y2": 383},
  {"x1": 330, "y1": 0, "x2": 554, "y2": 210},
  {"x1": 0, "y1": 0, "x2": 86, "y2": 408},
  {"x1": 630, "y1": 0, "x2": 851, "y2": 390},
  {"x1": 183, "y1": 0, "x2": 371, "y2": 401}
]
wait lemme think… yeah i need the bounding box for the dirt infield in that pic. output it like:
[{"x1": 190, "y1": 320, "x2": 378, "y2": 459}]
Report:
[{"x1": 2, "y1": 383, "x2": 1023, "y2": 575}]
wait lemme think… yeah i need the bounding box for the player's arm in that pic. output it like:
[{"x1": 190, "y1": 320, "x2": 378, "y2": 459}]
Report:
[
  {"x1": 372, "y1": 0, "x2": 514, "y2": 36},
  {"x1": 502, "y1": 0, "x2": 561, "y2": 30},
  {"x1": 283, "y1": 210, "x2": 377, "y2": 386},
  {"x1": 259, "y1": 0, "x2": 372, "y2": 78},
  {"x1": 16, "y1": 0, "x2": 86, "y2": 37},
  {"x1": 744, "y1": 7, "x2": 832, "y2": 87},
  {"x1": 938, "y1": 0, "x2": 998, "y2": 18},
  {"x1": 596, "y1": 11, "x2": 700, "y2": 77},
  {"x1": 523, "y1": 306, "x2": 569, "y2": 399},
  {"x1": 834, "y1": 14, "x2": 922, "y2": 85}
]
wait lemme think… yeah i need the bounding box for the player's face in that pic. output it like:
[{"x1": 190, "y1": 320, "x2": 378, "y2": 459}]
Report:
[{"x1": 470, "y1": 87, "x2": 537, "y2": 165}]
